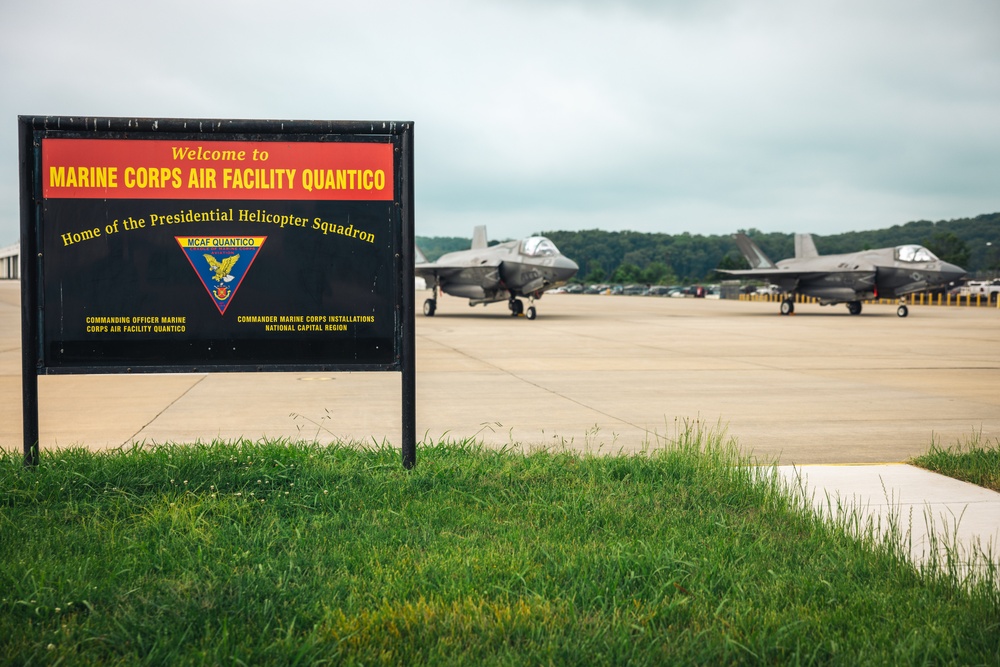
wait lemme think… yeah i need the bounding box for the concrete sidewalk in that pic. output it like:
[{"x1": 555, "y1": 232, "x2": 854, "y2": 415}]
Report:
[{"x1": 777, "y1": 464, "x2": 1000, "y2": 571}]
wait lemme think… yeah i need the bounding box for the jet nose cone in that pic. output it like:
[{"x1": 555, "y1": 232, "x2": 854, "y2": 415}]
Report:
[
  {"x1": 554, "y1": 255, "x2": 579, "y2": 281},
  {"x1": 940, "y1": 262, "x2": 967, "y2": 285}
]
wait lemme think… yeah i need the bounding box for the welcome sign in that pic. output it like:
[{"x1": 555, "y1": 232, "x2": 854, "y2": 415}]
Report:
[
  {"x1": 19, "y1": 117, "x2": 416, "y2": 466},
  {"x1": 22, "y1": 118, "x2": 412, "y2": 371}
]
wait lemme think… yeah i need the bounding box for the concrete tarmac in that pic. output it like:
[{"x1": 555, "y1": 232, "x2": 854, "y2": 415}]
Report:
[
  {"x1": 2, "y1": 281, "x2": 999, "y2": 565},
  {"x1": 4, "y1": 281, "x2": 999, "y2": 460}
]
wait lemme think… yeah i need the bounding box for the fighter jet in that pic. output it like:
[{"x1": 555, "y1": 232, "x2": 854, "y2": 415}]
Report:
[
  {"x1": 416, "y1": 226, "x2": 578, "y2": 319},
  {"x1": 719, "y1": 232, "x2": 966, "y2": 317}
]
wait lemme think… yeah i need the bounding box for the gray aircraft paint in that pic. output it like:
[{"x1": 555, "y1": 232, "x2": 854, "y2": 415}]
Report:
[
  {"x1": 720, "y1": 233, "x2": 966, "y2": 317},
  {"x1": 415, "y1": 226, "x2": 578, "y2": 320}
]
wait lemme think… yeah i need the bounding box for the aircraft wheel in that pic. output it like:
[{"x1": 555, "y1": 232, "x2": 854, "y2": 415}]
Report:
[
  {"x1": 526, "y1": 306, "x2": 537, "y2": 320},
  {"x1": 780, "y1": 299, "x2": 794, "y2": 316},
  {"x1": 897, "y1": 305, "x2": 909, "y2": 318},
  {"x1": 848, "y1": 301, "x2": 862, "y2": 315},
  {"x1": 423, "y1": 299, "x2": 436, "y2": 316},
  {"x1": 510, "y1": 299, "x2": 524, "y2": 316}
]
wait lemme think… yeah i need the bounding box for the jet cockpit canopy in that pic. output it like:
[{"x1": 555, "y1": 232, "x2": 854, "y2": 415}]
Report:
[
  {"x1": 521, "y1": 236, "x2": 560, "y2": 257},
  {"x1": 895, "y1": 245, "x2": 938, "y2": 263}
]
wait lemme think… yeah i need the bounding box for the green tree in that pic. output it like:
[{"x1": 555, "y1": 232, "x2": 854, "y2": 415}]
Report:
[
  {"x1": 985, "y1": 243, "x2": 1000, "y2": 276},
  {"x1": 584, "y1": 261, "x2": 606, "y2": 283},
  {"x1": 923, "y1": 231, "x2": 971, "y2": 268},
  {"x1": 642, "y1": 261, "x2": 676, "y2": 285},
  {"x1": 415, "y1": 236, "x2": 470, "y2": 262},
  {"x1": 715, "y1": 253, "x2": 749, "y2": 271},
  {"x1": 611, "y1": 263, "x2": 642, "y2": 284},
  {"x1": 532, "y1": 212, "x2": 999, "y2": 281}
]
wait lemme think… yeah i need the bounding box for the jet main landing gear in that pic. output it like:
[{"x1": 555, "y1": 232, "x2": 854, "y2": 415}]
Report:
[{"x1": 509, "y1": 296, "x2": 539, "y2": 320}]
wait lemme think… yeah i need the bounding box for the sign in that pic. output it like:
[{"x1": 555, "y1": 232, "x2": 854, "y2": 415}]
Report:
[{"x1": 19, "y1": 117, "x2": 416, "y2": 466}]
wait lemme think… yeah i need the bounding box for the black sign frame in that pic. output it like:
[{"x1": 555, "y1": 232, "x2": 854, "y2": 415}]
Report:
[{"x1": 19, "y1": 116, "x2": 416, "y2": 468}]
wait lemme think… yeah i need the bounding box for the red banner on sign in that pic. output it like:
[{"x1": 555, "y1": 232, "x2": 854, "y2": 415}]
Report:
[{"x1": 42, "y1": 138, "x2": 394, "y2": 201}]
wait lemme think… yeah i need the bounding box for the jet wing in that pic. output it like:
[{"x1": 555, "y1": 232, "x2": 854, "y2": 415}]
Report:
[
  {"x1": 717, "y1": 268, "x2": 810, "y2": 280},
  {"x1": 718, "y1": 268, "x2": 802, "y2": 293},
  {"x1": 719, "y1": 267, "x2": 878, "y2": 295},
  {"x1": 717, "y1": 268, "x2": 868, "y2": 281},
  {"x1": 415, "y1": 257, "x2": 502, "y2": 283}
]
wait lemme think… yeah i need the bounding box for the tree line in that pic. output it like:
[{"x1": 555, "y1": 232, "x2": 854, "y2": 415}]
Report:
[{"x1": 417, "y1": 212, "x2": 999, "y2": 284}]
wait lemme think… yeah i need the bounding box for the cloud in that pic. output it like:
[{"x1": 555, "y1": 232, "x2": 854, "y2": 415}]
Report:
[{"x1": 2, "y1": 0, "x2": 998, "y2": 244}]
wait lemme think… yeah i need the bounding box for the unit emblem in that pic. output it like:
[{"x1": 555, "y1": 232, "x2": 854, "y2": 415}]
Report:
[{"x1": 176, "y1": 236, "x2": 266, "y2": 314}]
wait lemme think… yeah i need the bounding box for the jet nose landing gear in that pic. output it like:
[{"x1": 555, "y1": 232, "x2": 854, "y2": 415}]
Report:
[{"x1": 423, "y1": 283, "x2": 440, "y2": 316}]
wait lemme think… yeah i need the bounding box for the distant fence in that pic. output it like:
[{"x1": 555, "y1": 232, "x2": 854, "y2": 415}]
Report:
[{"x1": 739, "y1": 292, "x2": 1000, "y2": 308}]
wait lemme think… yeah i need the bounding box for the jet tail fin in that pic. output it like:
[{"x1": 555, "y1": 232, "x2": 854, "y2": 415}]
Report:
[
  {"x1": 733, "y1": 233, "x2": 777, "y2": 270},
  {"x1": 471, "y1": 225, "x2": 488, "y2": 250},
  {"x1": 795, "y1": 233, "x2": 819, "y2": 259},
  {"x1": 414, "y1": 242, "x2": 429, "y2": 264}
]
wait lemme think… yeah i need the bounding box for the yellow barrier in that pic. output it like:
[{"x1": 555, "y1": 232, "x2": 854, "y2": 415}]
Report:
[{"x1": 736, "y1": 290, "x2": 999, "y2": 308}]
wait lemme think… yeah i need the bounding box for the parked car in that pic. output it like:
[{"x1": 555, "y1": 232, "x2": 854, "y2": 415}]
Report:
[
  {"x1": 961, "y1": 280, "x2": 1000, "y2": 302},
  {"x1": 671, "y1": 285, "x2": 706, "y2": 298}
]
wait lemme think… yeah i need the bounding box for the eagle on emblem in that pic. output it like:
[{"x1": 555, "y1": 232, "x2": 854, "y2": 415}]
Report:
[{"x1": 204, "y1": 254, "x2": 240, "y2": 282}]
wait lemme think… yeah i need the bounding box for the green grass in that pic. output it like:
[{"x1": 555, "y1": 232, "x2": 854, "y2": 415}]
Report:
[
  {"x1": 2, "y1": 429, "x2": 998, "y2": 666},
  {"x1": 911, "y1": 432, "x2": 1000, "y2": 492}
]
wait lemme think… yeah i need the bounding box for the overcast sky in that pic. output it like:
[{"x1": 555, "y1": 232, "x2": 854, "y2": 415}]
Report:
[{"x1": 2, "y1": 0, "x2": 998, "y2": 245}]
